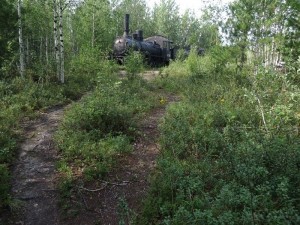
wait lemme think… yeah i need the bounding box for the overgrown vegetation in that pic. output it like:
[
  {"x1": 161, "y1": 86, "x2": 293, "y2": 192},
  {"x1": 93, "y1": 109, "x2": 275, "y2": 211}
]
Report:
[
  {"x1": 139, "y1": 48, "x2": 300, "y2": 224},
  {"x1": 0, "y1": 52, "x2": 102, "y2": 210},
  {"x1": 1, "y1": 0, "x2": 299, "y2": 223},
  {"x1": 55, "y1": 60, "x2": 158, "y2": 201}
]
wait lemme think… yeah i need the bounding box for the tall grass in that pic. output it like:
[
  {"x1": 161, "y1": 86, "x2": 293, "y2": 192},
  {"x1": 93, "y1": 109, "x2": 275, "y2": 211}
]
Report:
[
  {"x1": 0, "y1": 53, "x2": 106, "y2": 210},
  {"x1": 55, "y1": 62, "x2": 159, "y2": 183},
  {"x1": 139, "y1": 47, "x2": 300, "y2": 224}
]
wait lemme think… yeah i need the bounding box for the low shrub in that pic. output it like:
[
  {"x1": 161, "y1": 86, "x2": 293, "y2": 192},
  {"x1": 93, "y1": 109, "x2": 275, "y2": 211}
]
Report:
[
  {"x1": 139, "y1": 52, "x2": 300, "y2": 224},
  {"x1": 55, "y1": 70, "x2": 158, "y2": 181},
  {"x1": 0, "y1": 164, "x2": 10, "y2": 208},
  {"x1": 124, "y1": 51, "x2": 145, "y2": 80},
  {"x1": 142, "y1": 129, "x2": 300, "y2": 224},
  {"x1": 0, "y1": 57, "x2": 101, "y2": 211}
]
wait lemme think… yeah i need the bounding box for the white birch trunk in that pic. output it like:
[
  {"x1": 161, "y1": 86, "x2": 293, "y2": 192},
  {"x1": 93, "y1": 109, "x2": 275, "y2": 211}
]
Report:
[
  {"x1": 40, "y1": 37, "x2": 43, "y2": 62},
  {"x1": 53, "y1": 0, "x2": 60, "y2": 80},
  {"x1": 69, "y1": 14, "x2": 75, "y2": 56},
  {"x1": 18, "y1": 0, "x2": 25, "y2": 77},
  {"x1": 46, "y1": 36, "x2": 49, "y2": 65},
  {"x1": 26, "y1": 37, "x2": 29, "y2": 65},
  {"x1": 92, "y1": 11, "x2": 95, "y2": 48},
  {"x1": 59, "y1": 0, "x2": 64, "y2": 84},
  {"x1": 271, "y1": 37, "x2": 275, "y2": 66},
  {"x1": 92, "y1": 0, "x2": 95, "y2": 48}
]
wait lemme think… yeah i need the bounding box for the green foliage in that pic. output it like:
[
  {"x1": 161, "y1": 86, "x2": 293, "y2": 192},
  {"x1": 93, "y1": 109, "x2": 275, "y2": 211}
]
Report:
[
  {"x1": 152, "y1": 0, "x2": 180, "y2": 44},
  {"x1": 66, "y1": 52, "x2": 118, "y2": 99},
  {"x1": 244, "y1": 69, "x2": 300, "y2": 136},
  {"x1": 163, "y1": 60, "x2": 189, "y2": 78},
  {"x1": 140, "y1": 49, "x2": 300, "y2": 224},
  {"x1": 118, "y1": 196, "x2": 137, "y2": 225},
  {"x1": 71, "y1": 0, "x2": 115, "y2": 50},
  {"x1": 55, "y1": 69, "x2": 157, "y2": 181},
  {"x1": 282, "y1": 0, "x2": 300, "y2": 68},
  {"x1": 0, "y1": 164, "x2": 10, "y2": 208},
  {"x1": 154, "y1": 61, "x2": 189, "y2": 94},
  {"x1": 124, "y1": 51, "x2": 145, "y2": 80},
  {"x1": 186, "y1": 49, "x2": 215, "y2": 79},
  {"x1": 0, "y1": 63, "x2": 98, "y2": 211},
  {"x1": 0, "y1": 0, "x2": 17, "y2": 72}
]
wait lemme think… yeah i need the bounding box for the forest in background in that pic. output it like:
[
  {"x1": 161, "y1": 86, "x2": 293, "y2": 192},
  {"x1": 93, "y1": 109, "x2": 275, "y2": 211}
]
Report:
[
  {"x1": 1, "y1": 0, "x2": 299, "y2": 80},
  {"x1": 0, "y1": 0, "x2": 299, "y2": 224}
]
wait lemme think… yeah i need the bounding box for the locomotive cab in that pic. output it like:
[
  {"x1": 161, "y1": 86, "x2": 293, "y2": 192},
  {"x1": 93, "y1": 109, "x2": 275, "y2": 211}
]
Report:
[{"x1": 162, "y1": 40, "x2": 174, "y2": 63}]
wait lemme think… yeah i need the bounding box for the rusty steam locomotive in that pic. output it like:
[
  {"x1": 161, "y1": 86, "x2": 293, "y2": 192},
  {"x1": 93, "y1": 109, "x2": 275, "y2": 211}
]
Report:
[{"x1": 112, "y1": 14, "x2": 175, "y2": 65}]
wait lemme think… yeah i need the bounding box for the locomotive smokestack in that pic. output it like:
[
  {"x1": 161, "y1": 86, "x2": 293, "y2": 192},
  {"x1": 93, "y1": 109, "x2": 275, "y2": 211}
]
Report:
[
  {"x1": 137, "y1": 30, "x2": 143, "y2": 41},
  {"x1": 124, "y1": 14, "x2": 129, "y2": 37}
]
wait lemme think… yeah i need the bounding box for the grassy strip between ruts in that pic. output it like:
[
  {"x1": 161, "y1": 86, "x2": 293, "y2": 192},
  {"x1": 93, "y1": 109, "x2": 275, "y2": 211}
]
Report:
[{"x1": 54, "y1": 64, "x2": 160, "y2": 206}]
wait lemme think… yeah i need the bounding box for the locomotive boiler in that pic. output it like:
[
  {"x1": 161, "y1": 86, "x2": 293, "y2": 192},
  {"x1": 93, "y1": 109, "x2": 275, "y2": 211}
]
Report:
[{"x1": 112, "y1": 14, "x2": 175, "y2": 65}]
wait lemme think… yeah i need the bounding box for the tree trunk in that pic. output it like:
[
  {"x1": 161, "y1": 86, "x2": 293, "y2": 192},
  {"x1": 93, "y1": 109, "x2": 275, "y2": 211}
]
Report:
[
  {"x1": 26, "y1": 37, "x2": 29, "y2": 65},
  {"x1": 92, "y1": 0, "x2": 95, "y2": 48},
  {"x1": 40, "y1": 37, "x2": 43, "y2": 62},
  {"x1": 59, "y1": 0, "x2": 64, "y2": 84},
  {"x1": 18, "y1": 0, "x2": 25, "y2": 78},
  {"x1": 92, "y1": 11, "x2": 95, "y2": 48},
  {"x1": 46, "y1": 36, "x2": 49, "y2": 65},
  {"x1": 53, "y1": 0, "x2": 60, "y2": 80}
]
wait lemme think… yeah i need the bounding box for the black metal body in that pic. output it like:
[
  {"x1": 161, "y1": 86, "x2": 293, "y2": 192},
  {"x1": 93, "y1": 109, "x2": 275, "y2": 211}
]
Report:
[{"x1": 112, "y1": 14, "x2": 174, "y2": 65}]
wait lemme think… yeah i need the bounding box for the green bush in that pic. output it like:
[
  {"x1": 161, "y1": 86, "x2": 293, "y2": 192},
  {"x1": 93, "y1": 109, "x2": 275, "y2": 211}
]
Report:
[
  {"x1": 139, "y1": 53, "x2": 300, "y2": 224},
  {"x1": 55, "y1": 69, "x2": 157, "y2": 180},
  {"x1": 143, "y1": 129, "x2": 300, "y2": 224},
  {"x1": 186, "y1": 48, "x2": 215, "y2": 79},
  {"x1": 0, "y1": 57, "x2": 101, "y2": 211},
  {"x1": 163, "y1": 60, "x2": 189, "y2": 78},
  {"x1": 124, "y1": 51, "x2": 145, "y2": 80},
  {"x1": 0, "y1": 164, "x2": 10, "y2": 208},
  {"x1": 142, "y1": 105, "x2": 300, "y2": 224}
]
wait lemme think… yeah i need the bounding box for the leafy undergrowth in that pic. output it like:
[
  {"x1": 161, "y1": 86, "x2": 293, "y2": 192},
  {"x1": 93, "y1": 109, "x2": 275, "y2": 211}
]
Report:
[
  {"x1": 54, "y1": 68, "x2": 159, "y2": 201},
  {"x1": 139, "y1": 48, "x2": 300, "y2": 224},
  {"x1": 0, "y1": 55, "x2": 107, "y2": 210}
]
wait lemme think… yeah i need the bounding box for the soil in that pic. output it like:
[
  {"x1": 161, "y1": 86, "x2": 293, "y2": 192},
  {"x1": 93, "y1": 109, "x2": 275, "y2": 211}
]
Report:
[
  {"x1": 1, "y1": 72, "x2": 178, "y2": 225},
  {"x1": 61, "y1": 94, "x2": 178, "y2": 225},
  {"x1": 2, "y1": 107, "x2": 64, "y2": 225}
]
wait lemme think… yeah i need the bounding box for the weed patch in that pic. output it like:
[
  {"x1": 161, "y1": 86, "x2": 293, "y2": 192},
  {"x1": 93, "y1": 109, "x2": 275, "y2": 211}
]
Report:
[
  {"x1": 140, "y1": 52, "x2": 300, "y2": 224},
  {"x1": 0, "y1": 58, "x2": 103, "y2": 211},
  {"x1": 55, "y1": 70, "x2": 158, "y2": 185}
]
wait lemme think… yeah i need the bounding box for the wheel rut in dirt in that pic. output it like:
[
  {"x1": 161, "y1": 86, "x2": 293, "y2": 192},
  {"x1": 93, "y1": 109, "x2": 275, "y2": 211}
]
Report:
[
  {"x1": 62, "y1": 94, "x2": 179, "y2": 225},
  {"x1": 2, "y1": 71, "x2": 176, "y2": 225},
  {"x1": 10, "y1": 107, "x2": 65, "y2": 225}
]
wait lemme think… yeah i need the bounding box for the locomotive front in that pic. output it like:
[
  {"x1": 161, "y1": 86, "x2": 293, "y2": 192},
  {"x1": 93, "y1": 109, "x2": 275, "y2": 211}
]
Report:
[
  {"x1": 112, "y1": 14, "x2": 130, "y2": 64},
  {"x1": 113, "y1": 37, "x2": 127, "y2": 63}
]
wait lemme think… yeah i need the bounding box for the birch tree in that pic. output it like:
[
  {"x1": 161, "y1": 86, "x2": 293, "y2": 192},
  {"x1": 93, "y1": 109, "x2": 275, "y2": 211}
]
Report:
[
  {"x1": 53, "y1": 0, "x2": 64, "y2": 83},
  {"x1": 53, "y1": 0, "x2": 60, "y2": 80},
  {"x1": 72, "y1": 0, "x2": 115, "y2": 51},
  {"x1": 58, "y1": 0, "x2": 65, "y2": 83},
  {"x1": 152, "y1": 0, "x2": 180, "y2": 42},
  {"x1": 19, "y1": 0, "x2": 54, "y2": 78},
  {"x1": 226, "y1": 0, "x2": 299, "y2": 70},
  {"x1": 52, "y1": 0, "x2": 80, "y2": 83},
  {"x1": 283, "y1": 0, "x2": 300, "y2": 69},
  {"x1": 53, "y1": 0, "x2": 66, "y2": 83},
  {"x1": 18, "y1": 0, "x2": 25, "y2": 77},
  {"x1": 0, "y1": 0, "x2": 17, "y2": 73}
]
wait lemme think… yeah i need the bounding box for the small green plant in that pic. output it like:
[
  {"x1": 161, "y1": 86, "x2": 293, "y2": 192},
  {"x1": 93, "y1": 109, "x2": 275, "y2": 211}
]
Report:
[
  {"x1": 118, "y1": 196, "x2": 136, "y2": 225},
  {"x1": 0, "y1": 56, "x2": 100, "y2": 211},
  {"x1": 0, "y1": 164, "x2": 10, "y2": 208},
  {"x1": 139, "y1": 52, "x2": 300, "y2": 224},
  {"x1": 55, "y1": 65, "x2": 157, "y2": 183},
  {"x1": 124, "y1": 51, "x2": 145, "y2": 80}
]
